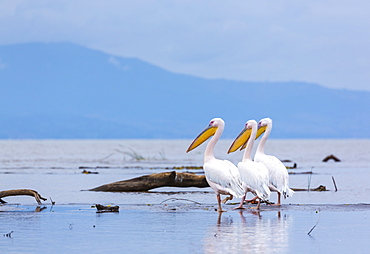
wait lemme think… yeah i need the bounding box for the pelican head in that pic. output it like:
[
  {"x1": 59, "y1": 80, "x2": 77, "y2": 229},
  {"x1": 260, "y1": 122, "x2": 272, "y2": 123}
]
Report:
[
  {"x1": 255, "y1": 117, "x2": 272, "y2": 140},
  {"x1": 228, "y1": 120, "x2": 257, "y2": 153},
  {"x1": 186, "y1": 118, "x2": 224, "y2": 153}
]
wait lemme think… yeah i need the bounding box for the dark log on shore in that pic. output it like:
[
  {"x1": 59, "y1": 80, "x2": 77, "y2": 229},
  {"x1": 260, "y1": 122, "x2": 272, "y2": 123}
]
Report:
[
  {"x1": 89, "y1": 171, "x2": 328, "y2": 192},
  {"x1": 0, "y1": 189, "x2": 47, "y2": 205},
  {"x1": 89, "y1": 171, "x2": 209, "y2": 192},
  {"x1": 281, "y1": 160, "x2": 297, "y2": 169},
  {"x1": 291, "y1": 185, "x2": 328, "y2": 192}
]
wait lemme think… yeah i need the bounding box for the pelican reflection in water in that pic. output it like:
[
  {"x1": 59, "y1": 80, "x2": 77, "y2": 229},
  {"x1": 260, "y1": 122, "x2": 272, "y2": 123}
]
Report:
[{"x1": 203, "y1": 210, "x2": 291, "y2": 253}]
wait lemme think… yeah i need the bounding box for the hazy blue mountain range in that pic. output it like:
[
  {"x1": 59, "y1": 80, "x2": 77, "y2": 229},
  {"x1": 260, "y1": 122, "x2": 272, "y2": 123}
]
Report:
[{"x1": 0, "y1": 42, "x2": 369, "y2": 139}]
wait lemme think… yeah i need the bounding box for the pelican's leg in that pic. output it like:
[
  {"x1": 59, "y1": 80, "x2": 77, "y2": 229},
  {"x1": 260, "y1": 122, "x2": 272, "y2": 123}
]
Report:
[
  {"x1": 245, "y1": 196, "x2": 258, "y2": 203},
  {"x1": 276, "y1": 192, "x2": 281, "y2": 206},
  {"x1": 251, "y1": 198, "x2": 261, "y2": 210},
  {"x1": 217, "y1": 194, "x2": 226, "y2": 212},
  {"x1": 221, "y1": 194, "x2": 233, "y2": 204},
  {"x1": 233, "y1": 194, "x2": 246, "y2": 210},
  {"x1": 270, "y1": 192, "x2": 281, "y2": 206},
  {"x1": 256, "y1": 198, "x2": 261, "y2": 209}
]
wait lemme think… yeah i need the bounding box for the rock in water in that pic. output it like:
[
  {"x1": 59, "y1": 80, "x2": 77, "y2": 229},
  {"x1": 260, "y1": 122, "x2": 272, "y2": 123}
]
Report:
[{"x1": 95, "y1": 204, "x2": 119, "y2": 213}]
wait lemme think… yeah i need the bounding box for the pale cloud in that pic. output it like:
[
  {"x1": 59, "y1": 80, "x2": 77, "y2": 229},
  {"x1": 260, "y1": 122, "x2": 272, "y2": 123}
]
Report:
[{"x1": 0, "y1": 0, "x2": 370, "y2": 91}]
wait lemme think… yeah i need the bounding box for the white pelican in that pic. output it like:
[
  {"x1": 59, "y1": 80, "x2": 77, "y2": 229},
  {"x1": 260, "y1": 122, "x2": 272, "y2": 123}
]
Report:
[
  {"x1": 254, "y1": 118, "x2": 294, "y2": 205},
  {"x1": 228, "y1": 120, "x2": 271, "y2": 209},
  {"x1": 186, "y1": 118, "x2": 245, "y2": 212}
]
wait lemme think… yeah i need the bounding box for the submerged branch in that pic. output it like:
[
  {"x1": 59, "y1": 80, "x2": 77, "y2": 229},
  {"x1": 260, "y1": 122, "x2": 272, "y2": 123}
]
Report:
[
  {"x1": 308, "y1": 210, "x2": 321, "y2": 235},
  {"x1": 160, "y1": 198, "x2": 202, "y2": 205}
]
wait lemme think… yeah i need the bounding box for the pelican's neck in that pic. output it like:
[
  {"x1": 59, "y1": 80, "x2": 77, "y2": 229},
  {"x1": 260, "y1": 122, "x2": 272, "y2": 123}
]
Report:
[
  {"x1": 256, "y1": 123, "x2": 272, "y2": 155},
  {"x1": 204, "y1": 126, "x2": 223, "y2": 163},
  {"x1": 242, "y1": 127, "x2": 256, "y2": 162}
]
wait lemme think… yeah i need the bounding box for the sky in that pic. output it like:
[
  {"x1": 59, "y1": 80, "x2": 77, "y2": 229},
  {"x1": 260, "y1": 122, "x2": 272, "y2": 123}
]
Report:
[{"x1": 1, "y1": 0, "x2": 370, "y2": 91}]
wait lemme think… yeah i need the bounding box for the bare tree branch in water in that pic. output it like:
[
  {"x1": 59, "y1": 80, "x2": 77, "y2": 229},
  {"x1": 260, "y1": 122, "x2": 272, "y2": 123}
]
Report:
[{"x1": 0, "y1": 189, "x2": 47, "y2": 205}]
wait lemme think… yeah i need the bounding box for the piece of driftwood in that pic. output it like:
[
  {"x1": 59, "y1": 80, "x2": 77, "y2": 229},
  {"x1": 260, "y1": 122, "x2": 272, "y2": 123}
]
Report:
[
  {"x1": 82, "y1": 169, "x2": 99, "y2": 174},
  {"x1": 282, "y1": 160, "x2": 297, "y2": 169},
  {"x1": 89, "y1": 171, "x2": 209, "y2": 192},
  {"x1": 288, "y1": 171, "x2": 313, "y2": 175},
  {"x1": 95, "y1": 204, "x2": 119, "y2": 213},
  {"x1": 291, "y1": 185, "x2": 328, "y2": 192},
  {"x1": 0, "y1": 189, "x2": 47, "y2": 205},
  {"x1": 322, "y1": 154, "x2": 341, "y2": 162},
  {"x1": 89, "y1": 171, "x2": 328, "y2": 193}
]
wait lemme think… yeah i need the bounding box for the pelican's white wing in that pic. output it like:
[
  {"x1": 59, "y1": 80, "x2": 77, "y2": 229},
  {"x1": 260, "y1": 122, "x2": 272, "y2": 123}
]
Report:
[
  {"x1": 238, "y1": 160, "x2": 270, "y2": 200},
  {"x1": 255, "y1": 154, "x2": 294, "y2": 198},
  {"x1": 204, "y1": 158, "x2": 245, "y2": 198}
]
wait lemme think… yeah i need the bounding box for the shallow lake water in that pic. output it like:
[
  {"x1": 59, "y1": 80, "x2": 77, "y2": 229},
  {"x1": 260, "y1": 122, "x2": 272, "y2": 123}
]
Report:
[
  {"x1": 1, "y1": 139, "x2": 370, "y2": 253},
  {"x1": 1, "y1": 204, "x2": 370, "y2": 254}
]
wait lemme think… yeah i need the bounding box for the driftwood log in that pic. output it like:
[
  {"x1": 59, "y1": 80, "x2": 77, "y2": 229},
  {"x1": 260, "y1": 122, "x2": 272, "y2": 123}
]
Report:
[
  {"x1": 0, "y1": 189, "x2": 47, "y2": 205},
  {"x1": 291, "y1": 185, "x2": 328, "y2": 192},
  {"x1": 89, "y1": 171, "x2": 327, "y2": 192},
  {"x1": 89, "y1": 171, "x2": 209, "y2": 192}
]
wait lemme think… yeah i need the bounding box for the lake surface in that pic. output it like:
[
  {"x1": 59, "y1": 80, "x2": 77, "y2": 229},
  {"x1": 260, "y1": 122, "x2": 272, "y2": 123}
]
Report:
[{"x1": 1, "y1": 139, "x2": 370, "y2": 253}]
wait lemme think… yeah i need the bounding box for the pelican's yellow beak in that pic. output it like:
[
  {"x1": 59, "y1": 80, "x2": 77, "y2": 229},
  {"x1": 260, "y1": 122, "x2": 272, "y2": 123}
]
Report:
[
  {"x1": 255, "y1": 125, "x2": 267, "y2": 140},
  {"x1": 186, "y1": 125, "x2": 217, "y2": 153},
  {"x1": 228, "y1": 127, "x2": 252, "y2": 153},
  {"x1": 240, "y1": 125, "x2": 266, "y2": 150}
]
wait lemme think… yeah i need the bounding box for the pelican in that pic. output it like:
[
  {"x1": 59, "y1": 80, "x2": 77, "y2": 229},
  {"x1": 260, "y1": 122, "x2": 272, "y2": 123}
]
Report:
[
  {"x1": 228, "y1": 120, "x2": 271, "y2": 209},
  {"x1": 186, "y1": 118, "x2": 245, "y2": 212},
  {"x1": 254, "y1": 118, "x2": 294, "y2": 205}
]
